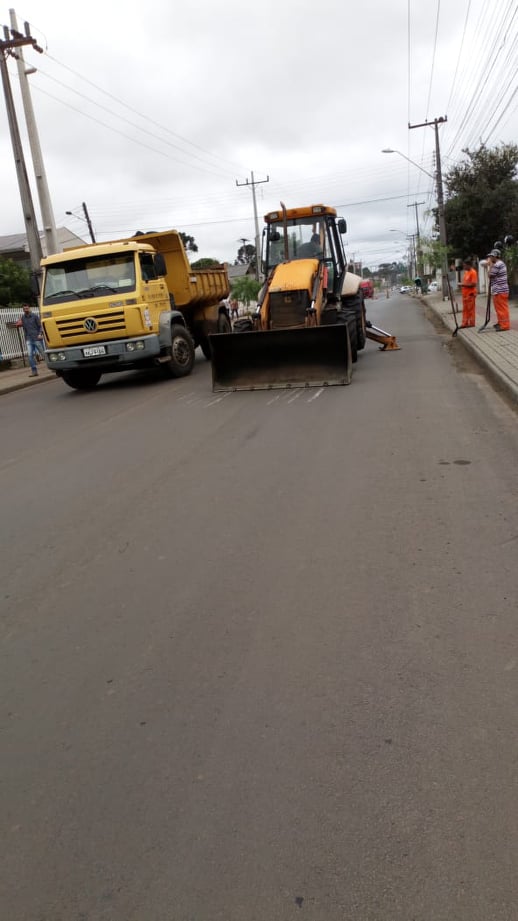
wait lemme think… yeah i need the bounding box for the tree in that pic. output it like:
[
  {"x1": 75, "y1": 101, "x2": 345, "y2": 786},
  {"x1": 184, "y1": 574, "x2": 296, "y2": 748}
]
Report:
[
  {"x1": 230, "y1": 275, "x2": 262, "y2": 307},
  {"x1": 444, "y1": 143, "x2": 518, "y2": 257},
  {"x1": 236, "y1": 242, "x2": 256, "y2": 268},
  {"x1": 419, "y1": 236, "x2": 449, "y2": 272},
  {"x1": 179, "y1": 232, "x2": 198, "y2": 254},
  {"x1": 0, "y1": 257, "x2": 32, "y2": 306},
  {"x1": 190, "y1": 257, "x2": 220, "y2": 269}
]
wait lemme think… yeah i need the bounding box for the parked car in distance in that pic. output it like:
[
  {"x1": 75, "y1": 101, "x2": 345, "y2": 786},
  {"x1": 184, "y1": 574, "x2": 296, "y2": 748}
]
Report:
[
  {"x1": 427, "y1": 281, "x2": 439, "y2": 292},
  {"x1": 400, "y1": 285, "x2": 411, "y2": 293}
]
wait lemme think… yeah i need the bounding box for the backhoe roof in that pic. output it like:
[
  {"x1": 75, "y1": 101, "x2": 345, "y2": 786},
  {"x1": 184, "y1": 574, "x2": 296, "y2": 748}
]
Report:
[{"x1": 264, "y1": 204, "x2": 337, "y2": 223}]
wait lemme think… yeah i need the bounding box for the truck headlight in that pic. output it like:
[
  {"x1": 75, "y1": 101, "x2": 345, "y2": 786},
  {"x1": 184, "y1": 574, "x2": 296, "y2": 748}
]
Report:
[{"x1": 49, "y1": 352, "x2": 66, "y2": 362}]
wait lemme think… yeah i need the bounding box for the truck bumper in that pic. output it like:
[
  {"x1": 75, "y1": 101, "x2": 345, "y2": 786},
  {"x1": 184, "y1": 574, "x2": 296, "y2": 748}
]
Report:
[{"x1": 45, "y1": 334, "x2": 161, "y2": 372}]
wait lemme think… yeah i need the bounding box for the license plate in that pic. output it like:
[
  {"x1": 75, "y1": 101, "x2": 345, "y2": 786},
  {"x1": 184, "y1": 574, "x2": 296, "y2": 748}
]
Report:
[{"x1": 83, "y1": 345, "x2": 106, "y2": 357}]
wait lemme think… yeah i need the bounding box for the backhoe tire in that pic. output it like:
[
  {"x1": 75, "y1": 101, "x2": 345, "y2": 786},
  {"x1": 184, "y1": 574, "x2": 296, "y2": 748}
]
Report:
[
  {"x1": 233, "y1": 317, "x2": 254, "y2": 332},
  {"x1": 337, "y1": 308, "x2": 358, "y2": 363},
  {"x1": 164, "y1": 325, "x2": 195, "y2": 378},
  {"x1": 342, "y1": 291, "x2": 366, "y2": 350},
  {"x1": 62, "y1": 370, "x2": 102, "y2": 390}
]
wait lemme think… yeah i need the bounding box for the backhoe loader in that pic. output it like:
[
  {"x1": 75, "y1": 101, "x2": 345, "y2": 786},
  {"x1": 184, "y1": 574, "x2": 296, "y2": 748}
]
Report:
[{"x1": 210, "y1": 203, "x2": 398, "y2": 391}]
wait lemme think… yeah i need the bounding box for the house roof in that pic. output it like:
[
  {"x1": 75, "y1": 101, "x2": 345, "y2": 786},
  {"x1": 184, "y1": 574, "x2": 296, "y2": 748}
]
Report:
[
  {"x1": 227, "y1": 263, "x2": 253, "y2": 280},
  {"x1": 0, "y1": 227, "x2": 87, "y2": 258}
]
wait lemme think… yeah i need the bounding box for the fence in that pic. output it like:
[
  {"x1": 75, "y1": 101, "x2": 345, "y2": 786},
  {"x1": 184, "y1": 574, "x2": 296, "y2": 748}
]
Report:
[{"x1": 0, "y1": 307, "x2": 39, "y2": 363}]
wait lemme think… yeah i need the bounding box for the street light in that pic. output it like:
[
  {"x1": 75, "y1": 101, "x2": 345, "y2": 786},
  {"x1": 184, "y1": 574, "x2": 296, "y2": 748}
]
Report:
[
  {"x1": 65, "y1": 201, "x2": 96, "y2": 243},
  {"x1": 381, "y1": 148, "x2": 434, "y2": 180}
]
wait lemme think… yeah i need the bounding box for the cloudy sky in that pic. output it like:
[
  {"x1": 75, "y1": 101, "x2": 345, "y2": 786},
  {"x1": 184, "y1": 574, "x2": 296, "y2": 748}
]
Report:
[{"x1": 1, "y1": 0, "x2": 516, "y2": 270}]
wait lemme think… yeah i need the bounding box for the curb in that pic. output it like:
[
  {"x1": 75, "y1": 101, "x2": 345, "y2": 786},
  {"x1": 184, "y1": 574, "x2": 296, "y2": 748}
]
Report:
[
  {"x1": 0, "y1": 373, "x2": 55, "y2": 396},
  {"x1": 453, "y1": 330, "x2": 518, "y2": 405},
  {"x1": 421, "y1": 295, "x2": 518, "y2": 405}
]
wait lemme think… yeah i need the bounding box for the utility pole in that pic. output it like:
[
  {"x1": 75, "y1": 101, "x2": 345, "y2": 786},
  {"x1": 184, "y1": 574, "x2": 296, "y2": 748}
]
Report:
[
  {"x1": 236, "y1": 171, "x2": 269, "y2": 281},
  {"x1": 407, "y1": 200, "x2": 425, "y2": 278},
  {"x1": 10, "y1": 8, "x2": 60, "y2": 255},
  {"x1": 0, "y1": 19, "x2": 43, "y2": 274},
  {"x1": 81, "y1": 201, "x2": 96, "y2": 243},
  {"x1": 408, "y1": 116, "x2": 448, "y2": 296}
]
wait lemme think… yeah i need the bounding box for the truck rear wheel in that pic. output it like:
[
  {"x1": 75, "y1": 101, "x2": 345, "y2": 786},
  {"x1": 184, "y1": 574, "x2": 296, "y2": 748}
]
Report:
[
  {"x1": 62, "y1": 370, "x2": 102, "y2": 390},
  {"x1": 200, "y1": 338, "x2": 212, "y2": 360},
  {"x1": 164, "y1": 325, "x2": 195, "y2": 378},
  {"x1": 218, "y1": 312, "x2": 232, "y2": 333}
]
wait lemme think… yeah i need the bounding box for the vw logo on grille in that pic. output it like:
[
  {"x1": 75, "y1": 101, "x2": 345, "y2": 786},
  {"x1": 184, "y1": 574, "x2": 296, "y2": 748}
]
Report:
[{"x1": 84, "y1": 317, "x2": 98, "y2": 332}]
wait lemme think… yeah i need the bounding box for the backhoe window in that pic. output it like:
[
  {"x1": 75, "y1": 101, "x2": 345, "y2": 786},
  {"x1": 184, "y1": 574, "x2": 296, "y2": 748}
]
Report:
[
  {"x1": 42, "y1": 253, "x2": 137, "y2": 305},
  {"x1": 266, "y1": 219, "x2": 325, "y2": 269}
]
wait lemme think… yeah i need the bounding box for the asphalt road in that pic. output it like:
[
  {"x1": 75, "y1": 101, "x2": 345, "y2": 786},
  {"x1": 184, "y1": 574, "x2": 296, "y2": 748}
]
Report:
[{"x1": 2, "y1": 295, "x2": 518, "y2": 921}]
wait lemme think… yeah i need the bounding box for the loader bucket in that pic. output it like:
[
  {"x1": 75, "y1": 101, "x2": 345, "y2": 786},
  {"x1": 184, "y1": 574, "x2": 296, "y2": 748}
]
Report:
[{"x1": 209, "y1": 325, "x2": 352, "y2": 392}]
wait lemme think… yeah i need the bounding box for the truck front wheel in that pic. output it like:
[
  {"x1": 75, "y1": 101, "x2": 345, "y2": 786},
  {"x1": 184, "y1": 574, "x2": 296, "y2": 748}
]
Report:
[
  {"x1": 62, "y1": 370, "x2": 102, "y2": 390},
  {"x1": 164, "y1": 325, "x2": 195, "y2": 378}
]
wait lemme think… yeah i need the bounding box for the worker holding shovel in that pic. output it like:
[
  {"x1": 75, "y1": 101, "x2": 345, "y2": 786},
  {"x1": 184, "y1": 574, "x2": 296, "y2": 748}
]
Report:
[{"x1": 486, "y1": 249, "x2": 510, "y2": 331}]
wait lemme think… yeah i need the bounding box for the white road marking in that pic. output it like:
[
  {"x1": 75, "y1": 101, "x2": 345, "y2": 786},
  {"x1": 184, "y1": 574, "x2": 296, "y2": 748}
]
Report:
[
  {"x1": 267, "y1": 394, "x2": 281, "y2": 405},
  {"x1": 287, "y1": 390, "x2": 302, "y2": 404},
  {"x1": 307, "y1": 388, "x2": 324, "y2": 402}
]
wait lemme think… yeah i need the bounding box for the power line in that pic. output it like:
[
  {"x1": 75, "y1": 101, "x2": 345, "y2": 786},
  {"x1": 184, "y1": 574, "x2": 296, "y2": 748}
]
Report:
[
  {"x1": 29, "y1": 64, "x2": 238, "y2": 178},
  {"x1": 43, "y1": 51, "x2": 247, "y2": 175},
  {"x1": 425, "y1": 0, "x2": 441, "y2": 119},
  {"x1": 29, "y1": 83, "x2": 235, "y2": 180}
]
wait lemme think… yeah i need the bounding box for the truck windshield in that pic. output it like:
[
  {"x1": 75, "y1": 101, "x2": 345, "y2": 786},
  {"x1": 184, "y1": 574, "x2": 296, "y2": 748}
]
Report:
[
  {"x1": 266, "y1": 219, "x2": 325, "y2": 268},
  {"x1": 43, "y1": 253, "x2": 136, "y2": 305}
]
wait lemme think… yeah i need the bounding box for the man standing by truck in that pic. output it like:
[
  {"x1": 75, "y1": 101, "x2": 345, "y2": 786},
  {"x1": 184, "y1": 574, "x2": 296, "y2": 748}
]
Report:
[{"x1": 17, "y1": 304, "x2": 45, "y2": 377}]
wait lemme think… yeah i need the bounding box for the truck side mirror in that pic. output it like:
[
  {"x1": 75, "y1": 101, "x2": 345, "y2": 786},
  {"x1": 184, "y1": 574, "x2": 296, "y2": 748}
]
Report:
[
  {"x1": 338, "y1": 218, "x2": 347, "y2": 235},
  {"x1": 154, "y1": 253, "x2": 166, "y2": 277}
]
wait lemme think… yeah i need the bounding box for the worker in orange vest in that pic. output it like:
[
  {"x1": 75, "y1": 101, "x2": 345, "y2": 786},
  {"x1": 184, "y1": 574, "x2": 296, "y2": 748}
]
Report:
[{"x1": 460, "y1": 258, "x2": 478, "y2": 328}]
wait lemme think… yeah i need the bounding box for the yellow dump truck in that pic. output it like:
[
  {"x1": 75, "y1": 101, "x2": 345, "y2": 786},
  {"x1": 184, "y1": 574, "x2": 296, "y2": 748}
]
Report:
[{"x1": 40, "y1": 230, "x2": 230, "y2": 390}]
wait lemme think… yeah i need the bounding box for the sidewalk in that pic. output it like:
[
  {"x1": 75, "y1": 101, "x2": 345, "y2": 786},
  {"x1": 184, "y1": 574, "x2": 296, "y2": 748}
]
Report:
[
  {"x1": 0, "y1": 361, "x2": 55, "y2": 395},
  {"x1": 422, "y1": 291, "x2": 518, "y2": 405}
]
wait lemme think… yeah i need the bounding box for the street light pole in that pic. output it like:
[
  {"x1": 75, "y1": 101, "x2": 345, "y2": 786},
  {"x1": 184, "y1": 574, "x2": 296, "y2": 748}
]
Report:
[
  {"x1": 381, "y1": 148, "x2": 434, "y2": 180},
  {"x1": 66, "y1": 202, "x2": 96, "y2": 243},
  {"x1": 81, "y1": 202, "x2": 96, "y2": 243},
  {"x1": 407, "y1": 200, "x2": 425, "y2": 278}
]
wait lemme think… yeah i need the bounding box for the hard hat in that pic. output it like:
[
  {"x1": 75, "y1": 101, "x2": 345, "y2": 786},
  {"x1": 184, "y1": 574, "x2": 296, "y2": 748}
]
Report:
[{"x1": 488, "y1": 249, "x2": 501, "y2": 258}]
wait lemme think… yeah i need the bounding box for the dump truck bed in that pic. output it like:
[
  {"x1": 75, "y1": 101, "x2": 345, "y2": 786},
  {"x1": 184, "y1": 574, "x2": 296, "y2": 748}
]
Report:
[{"x1": 129, "y1": 231, "x2": 229, "y2": 308}]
